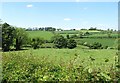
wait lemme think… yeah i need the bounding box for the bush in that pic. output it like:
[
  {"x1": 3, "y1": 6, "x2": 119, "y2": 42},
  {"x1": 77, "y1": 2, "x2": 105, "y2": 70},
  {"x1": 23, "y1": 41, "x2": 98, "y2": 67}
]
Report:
[
  {"x1": 104, "y1": 46, "x2": 108, "y2": 49},
  {"x1": 89, "y1": 42, "x2": 102, "y2": 49},
  {"x1": 70, "y1": 34, "x2": 78, "y2": 38},
  {"x1": 67, "y1": 39, "x2": 77, "y2": 49},
  {"x1": 31, "y1": 37, "x2": 44, "y2": 49},
  {"x1": 53, "y1": 35, "x2": 67, "y2": 48}
]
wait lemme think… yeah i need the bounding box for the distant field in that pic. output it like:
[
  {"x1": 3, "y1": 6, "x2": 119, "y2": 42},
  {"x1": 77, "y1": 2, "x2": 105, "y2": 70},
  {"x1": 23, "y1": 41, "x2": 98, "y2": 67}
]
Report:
[
  {"x1": 80, "y1": 30, "x2": 101, "y2": 33},
  {"x1": 26, "y1": 31, "x2": 54, "y2": 40},
  {"x1": 88, "y1": 33, "x2": 118, "y2": 38},
  {"x1": 55, "y1": 30, "x2": 79, "y2": 34},
  {"x1": 76, "y1": 38, "x2": 117, "y2": 47}
]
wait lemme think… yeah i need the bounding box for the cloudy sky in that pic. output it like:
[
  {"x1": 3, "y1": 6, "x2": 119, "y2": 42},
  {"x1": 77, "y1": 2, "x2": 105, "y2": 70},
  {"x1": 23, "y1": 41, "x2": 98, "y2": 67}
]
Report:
[{"x1": 1, "y1": 2, "x2": 118, "y2": 30}]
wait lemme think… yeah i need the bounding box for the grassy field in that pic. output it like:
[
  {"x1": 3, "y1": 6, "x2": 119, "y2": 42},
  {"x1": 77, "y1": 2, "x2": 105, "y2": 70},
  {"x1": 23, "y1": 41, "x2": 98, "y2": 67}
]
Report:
[
  {"x1": 26, "y1": 31, "x2": 54, "y2": 40},
  {"x1": 55, "y1": 30, "x2": 79, "y2": 34},
  {"x1": 88, "y1": 33, "x2": 118, "y2": 38},
  {"x1": 2, "y1": 30, "x2": 119, "y2": 81},
  {"x1": 2, "y1": 48, "x2": 118, "y2": 81},
  {"x1": 2, "y1": 48, "x2": 117, "y2": 71},
  {"x1": 76, "y1": 38, "x2": 117, "y2": 47}
]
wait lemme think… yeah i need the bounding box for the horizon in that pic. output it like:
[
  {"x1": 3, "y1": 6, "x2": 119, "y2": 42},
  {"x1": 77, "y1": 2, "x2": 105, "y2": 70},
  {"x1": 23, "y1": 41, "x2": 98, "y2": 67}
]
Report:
[{"x1": 1, "y1": 2, "x2": 118, "y2": 30}]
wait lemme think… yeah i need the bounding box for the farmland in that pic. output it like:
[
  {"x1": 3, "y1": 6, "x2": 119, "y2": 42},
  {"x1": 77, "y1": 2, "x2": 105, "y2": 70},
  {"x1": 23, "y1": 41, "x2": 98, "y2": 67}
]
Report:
[
  {"x1": 1, "y1": 2, "x2": 119, "y2": 82},
  {"x1": 2, "y1": 24, "x2": 119, "y2": 81},
  {"x1": 26, "y1": 31, "x2": 54, "y2": 40}
]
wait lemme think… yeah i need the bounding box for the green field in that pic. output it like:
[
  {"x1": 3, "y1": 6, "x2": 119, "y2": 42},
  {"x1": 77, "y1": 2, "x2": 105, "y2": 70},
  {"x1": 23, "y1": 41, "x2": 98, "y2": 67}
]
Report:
[
  {"x1": 55, "y1": 30, "x2": 79, "y2": 34},
  {"x1": 2, "y1": 48, "x2": 118, "y2": 81},
  {"x1": 2, "y1": 30, "x2": 119, "y2": 81},
  {"x1": 76, "y1": 38, "x2": 117, "y2": 47},
  {"x1": 27, "y1": 31, "x2": 54, "y2": 40},
  {"x1": 2, "y1": 48, "x2": 116, "y2": 68}
]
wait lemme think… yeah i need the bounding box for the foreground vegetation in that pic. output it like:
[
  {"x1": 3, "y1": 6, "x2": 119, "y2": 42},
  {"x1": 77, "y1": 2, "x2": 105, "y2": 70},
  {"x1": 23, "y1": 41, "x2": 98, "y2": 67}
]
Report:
[{"x1": 2, "y1": 48, "x2": 119, "y2": 82}]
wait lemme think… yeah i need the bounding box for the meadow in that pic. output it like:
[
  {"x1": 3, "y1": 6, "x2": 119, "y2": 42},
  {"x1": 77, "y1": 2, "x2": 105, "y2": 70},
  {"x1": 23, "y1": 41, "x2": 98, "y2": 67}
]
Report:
[
  {"x1": 2, "y1": 48, "x2": 118, "y2": 81},
  {"x1": 2, "y1": 29, "x2": 119, "y2": 82},
  {"x1": 26, "y1": 31, "x2": 54, "y2": 40}
]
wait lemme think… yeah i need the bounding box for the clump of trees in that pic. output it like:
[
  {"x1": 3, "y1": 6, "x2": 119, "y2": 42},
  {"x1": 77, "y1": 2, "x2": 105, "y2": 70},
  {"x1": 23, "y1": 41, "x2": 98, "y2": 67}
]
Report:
[
  {"x1": 2, "y1": 23, "x2": 28, "y2": 51},
  {"x1": 26, "y1": 27, "x2": 56, "y2": 31},
  {"x1": 88, "y1": 42, "x2": 103, "y2": 49},
  {"x1": 67, "y1": 39, "x2": 77, "y2": 49},
  {"x1": 31, "y1": 37, "x2": 44, "y2": 49},
  {"x1": 15, "y1": 28, "x2": 28, "y2": 50},
  {"x1": 2, "y1": 23, "x2": 15, "y2": 51},
  {"x1": 53, "y1": 35, "x2": 67, "y2": 48},
  {"x1": 52, "y1": 35, "x2": 77, "y2": 49}
]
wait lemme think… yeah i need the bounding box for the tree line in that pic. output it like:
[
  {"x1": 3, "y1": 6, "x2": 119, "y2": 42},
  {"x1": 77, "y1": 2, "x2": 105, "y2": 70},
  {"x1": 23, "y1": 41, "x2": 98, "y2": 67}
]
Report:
[{"x1": 2, "y1": 22, "x2": 77, "y2": 52}]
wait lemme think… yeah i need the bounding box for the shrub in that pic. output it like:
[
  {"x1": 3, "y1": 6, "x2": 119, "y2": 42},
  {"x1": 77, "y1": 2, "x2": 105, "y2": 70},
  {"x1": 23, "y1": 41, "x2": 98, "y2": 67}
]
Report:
[
  {"x1": 89, "y1": 42, "x2": 102, "y2": 49},
  {"x1": 67, "y1": 39, "x2": 77, "y2": 49},
  {"x1": 31, "y1": 37, "x2": 44, "y2": 49},
  {"x1": 104, "y1": 46, "x2": 108, "y2": 49},
  {"x1": 53, "y1": 35, "x2": 67, "y2": 48},
  {"x1": 70, "y1": 34, "x2": 78, "y2": 38}
]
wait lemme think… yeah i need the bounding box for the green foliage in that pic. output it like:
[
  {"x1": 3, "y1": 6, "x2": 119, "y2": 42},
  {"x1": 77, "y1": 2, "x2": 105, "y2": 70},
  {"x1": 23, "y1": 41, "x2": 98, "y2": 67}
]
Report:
[
  {"x1": 53, "y1": 35, "x2": 67, "y2": 48},
  {"x1": 2, "y1": 23, "x2": 15, "y2": 51},
  {"x1": 67, "y1": 39, "x2": 77, "y2": 49},
  {"x1": 70, "y1": 34, "x2": 78, "y2": 38},
  {"x1": 31, "y1": 37, "x2": 44, "y2": 49},
  {"x1": 89, "y1": 42, "x2": 103, "y2": 49},
  {"x1": 2, "y1": 49, "x2": 118, "y2": 82},
  {"x1": 14, "y1": 28, "x2": 28, "y2": 50}
]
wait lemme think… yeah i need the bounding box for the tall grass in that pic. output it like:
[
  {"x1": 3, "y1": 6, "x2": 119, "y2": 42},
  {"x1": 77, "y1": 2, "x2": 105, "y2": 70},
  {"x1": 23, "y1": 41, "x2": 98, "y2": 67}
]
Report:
[{"x1": 2, "y1": 49, "x2": 119, "y2": 82}]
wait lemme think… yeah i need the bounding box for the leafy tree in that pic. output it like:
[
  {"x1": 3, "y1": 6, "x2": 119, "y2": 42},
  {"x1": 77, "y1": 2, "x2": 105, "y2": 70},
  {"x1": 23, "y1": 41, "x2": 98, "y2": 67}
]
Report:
[
  {"x1": 53, "y1": 35, "x2": 67, "y2": 48},
  {"x1": 14, "y1": 28, "x2": 28, "y2": 50},
  {"x1": 67, "y1": 38, "x2": 77, "y2": 49},
  {"x1": 2, "y1": 23, "x2": 15, "y2": 51},
  {"x1": 31, "y1": 37, "x2": 44, "y2": 49}
]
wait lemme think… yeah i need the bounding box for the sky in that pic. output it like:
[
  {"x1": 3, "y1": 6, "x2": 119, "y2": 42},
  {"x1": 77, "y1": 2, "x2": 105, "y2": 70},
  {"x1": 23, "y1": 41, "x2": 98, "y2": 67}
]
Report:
[{"x1": 1, "y1": 2, "x2": 118, "y2": 30}]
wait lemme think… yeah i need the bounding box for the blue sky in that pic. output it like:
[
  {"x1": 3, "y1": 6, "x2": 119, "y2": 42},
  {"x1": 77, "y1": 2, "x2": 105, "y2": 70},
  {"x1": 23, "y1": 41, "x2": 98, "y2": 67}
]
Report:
[{"x1": 1, "y1": 2, "x2": 118, "y2": 30}]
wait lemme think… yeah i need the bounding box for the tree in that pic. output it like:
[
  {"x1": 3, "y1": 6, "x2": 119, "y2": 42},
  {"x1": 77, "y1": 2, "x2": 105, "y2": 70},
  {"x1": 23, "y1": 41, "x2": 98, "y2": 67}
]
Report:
[
  {"x1": 2, "y1": 23, "x2": 15, "y2": 51},
  {"x1": 53, "y1": 35, "x2": 67, "y2": 48},
  {"x1": 67, "y1": 39, "x2": 77, "y2": 49},
  {"x1": 31, "y1": 37, "x2": 44, "y2": 49},
  {"x1": 14, "y1": 28, "x2": 28, "y2": 50}
]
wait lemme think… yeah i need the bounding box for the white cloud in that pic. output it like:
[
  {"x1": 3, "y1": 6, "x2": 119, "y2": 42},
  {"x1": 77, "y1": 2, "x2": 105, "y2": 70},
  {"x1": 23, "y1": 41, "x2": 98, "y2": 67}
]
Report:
[
  {"x1": 64, "y1": 18, "x2": 72, "y2": 21},
  {"x1": 26, "y1": 4, "x2": 33, "y2": 8}
]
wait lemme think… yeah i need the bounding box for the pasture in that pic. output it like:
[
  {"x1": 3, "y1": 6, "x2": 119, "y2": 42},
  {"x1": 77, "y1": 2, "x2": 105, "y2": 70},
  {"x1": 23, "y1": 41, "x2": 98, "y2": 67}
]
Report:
[
  {"x1": 26, "y1": 31, "x2": 54, "y2": 40},
  {"x1": 2, "y1": 30, "x2": 119, "y2": 81}
]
